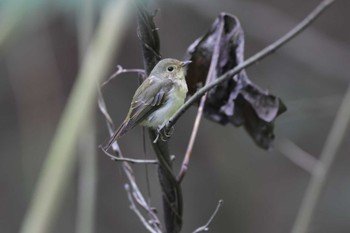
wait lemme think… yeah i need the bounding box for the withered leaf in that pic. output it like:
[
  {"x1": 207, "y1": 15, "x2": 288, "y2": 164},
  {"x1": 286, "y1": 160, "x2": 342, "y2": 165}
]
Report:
[{"x1": 185, "y1": 13, "x2": 286, "y2": 149}]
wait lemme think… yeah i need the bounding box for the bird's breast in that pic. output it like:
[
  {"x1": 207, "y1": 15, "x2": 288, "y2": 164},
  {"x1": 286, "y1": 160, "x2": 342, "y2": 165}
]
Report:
[
  {"x1": 142, "y1": 79, "x2": 187, "y2": 128},
  {"x1": 172, "y1": 78, "x2": 188, "y2": 97}
]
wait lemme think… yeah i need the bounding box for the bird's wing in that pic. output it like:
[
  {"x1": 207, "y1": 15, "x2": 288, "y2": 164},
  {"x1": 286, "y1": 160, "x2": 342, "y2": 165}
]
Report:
[
  {"x1": 103, "y1": 76, "x2": 172, "y2": 150},
  {"x1": 127, "y1": 76, "x2": 172, "y2": 123}
]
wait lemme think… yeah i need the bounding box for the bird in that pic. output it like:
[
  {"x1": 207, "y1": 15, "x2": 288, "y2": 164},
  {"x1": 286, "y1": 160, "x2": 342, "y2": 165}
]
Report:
[{"x1": 103, "y1": 58, "x2": 191, "y2": 150}]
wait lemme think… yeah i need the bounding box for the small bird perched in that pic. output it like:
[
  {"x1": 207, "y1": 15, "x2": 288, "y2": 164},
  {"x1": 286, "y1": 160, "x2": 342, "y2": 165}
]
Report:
[{"x1": 104, "y1": 58, "x2": 190, "y2": 150}]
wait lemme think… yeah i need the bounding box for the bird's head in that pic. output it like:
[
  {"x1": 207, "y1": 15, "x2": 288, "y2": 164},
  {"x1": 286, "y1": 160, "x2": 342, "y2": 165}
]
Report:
[{"x1": 150, "y1": 58, "x2": 191, "y2": 80}]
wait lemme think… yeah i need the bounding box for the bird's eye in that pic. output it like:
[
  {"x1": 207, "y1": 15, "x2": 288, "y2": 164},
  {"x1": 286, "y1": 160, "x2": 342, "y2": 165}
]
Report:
[{"x1": 167, "y1": 66, "x2": 175, "y2": 72}]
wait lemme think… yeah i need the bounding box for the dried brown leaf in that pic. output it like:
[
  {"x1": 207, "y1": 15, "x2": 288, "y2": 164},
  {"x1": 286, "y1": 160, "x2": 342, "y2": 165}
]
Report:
[{"x1": 185, "y1": 13, "x2": 286, "y2": 149}]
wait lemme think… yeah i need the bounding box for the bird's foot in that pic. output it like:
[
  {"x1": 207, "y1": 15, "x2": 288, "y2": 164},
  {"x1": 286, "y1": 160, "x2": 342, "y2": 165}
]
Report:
[
  {"x1": 164, "y1": 126, "x2": 174, "y2": 138},
  {"x1": 160, "y1": 126, "x2": 174, "y2": 142},
  {"x1": 153, "y1": 126, "x2": 175, "y2": 143}
]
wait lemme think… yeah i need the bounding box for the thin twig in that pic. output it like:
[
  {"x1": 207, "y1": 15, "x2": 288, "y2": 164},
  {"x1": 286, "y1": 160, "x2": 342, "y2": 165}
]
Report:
[
  {"x1": 277, "y1": 138, "x2": 317, "y2": 174},
  {"x1": 176, "y1": 99, "x2": 204, "y2": 182},
  {"x1": 100, "y1": 146, "x2": 158, "y2": 164},
  {"x1": 97, "y1": 58, "x2": 161, "y2": 231},
  {"x1": 192, "y1": 200, "x2": 224, "y2": 233},
  {"x1": 98, "y1": 88, "x2": 162, "y2": 232},
  {"x1": 291, "y1": 83, "x2": 350, "y2": 233},
  {"x1": 97, "y1": 86, "x2": 115, "y2": 126},
  {"x1": 131, "y1": 191, "x2": 161, "y2": 228},
  {"x1": 101, "y1": 65, "x2": 145, "y2": 87},
  {"x1": 99, "y1": 62, "x2": 159, "y2": 233},
  {"x1": 177, "y1": 20, "x2": 224, "y2": 183},
  {"x1": 166, "y1": 0, "x2": 335, "y2": 131},
  {"x1": 142, "y1": 115, "x2": 153, "y2": 207},
  {"x1": 127, "y1": 170, "x2": 162, "y2": 232},
  {"x1": 125, "y1": 184, "x2": 161, "y2": 233}
]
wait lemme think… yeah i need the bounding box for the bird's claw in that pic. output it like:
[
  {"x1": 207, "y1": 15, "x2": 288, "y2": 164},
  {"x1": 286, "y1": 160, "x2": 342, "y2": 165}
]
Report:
[
  {"x1": 153, "y1": 126, "x2": 175, "y2": 143},
  {"x1": 164, "y1": 126, "x2": 174, "y2": 138}
]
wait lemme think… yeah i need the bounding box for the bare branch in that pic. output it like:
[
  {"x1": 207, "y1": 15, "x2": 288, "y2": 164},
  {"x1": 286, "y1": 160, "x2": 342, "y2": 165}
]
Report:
[
  {"x1": 176, "y1": 101, "x2": 204, "y2": 182},
  {"x1": 97, "y1": 87, "x2": 120, "y2": 153},
  {"x1": 277, "y1": 138, "x2": 317, "y2": 174},
  {"x1": 166, "y1": 0, "x2": 335, "y2": 131},
  {"x1": 131, "y1": 191, "x2": 161, "y2": 229},
  {"x1": 192, "y1": 200, "x2": 224, "y2": 233},
  {"x1": 177, "y1": 19, "x2": 224, "y2": 183},
  {"x1": 101, "y1": 65, "x2": 145, "y2": 87},
  {"x1": 98, "y1": 85, "x2": 162, "y2": 232},
  {"x1": 99, "y1": 146, "x2": 159, "y2": 164},
  {"x1": 291, "y1": 82, "x2": 350, "y2": 233},
  {"x1": 125, "y1": 184, "x2": 161, "y2": 233}
]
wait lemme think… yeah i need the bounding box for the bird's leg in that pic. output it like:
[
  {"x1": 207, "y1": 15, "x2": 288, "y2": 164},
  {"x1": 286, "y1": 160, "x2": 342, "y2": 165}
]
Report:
[
  {"x1": 153, "y1": 125, "x2": 175, "y2": 143},
  {"x1": 164, "y1": 126, "x2": 175, "y2": 138},
  {"x1": 160, "y1": 126, "x2": 175, "y2": 142}
]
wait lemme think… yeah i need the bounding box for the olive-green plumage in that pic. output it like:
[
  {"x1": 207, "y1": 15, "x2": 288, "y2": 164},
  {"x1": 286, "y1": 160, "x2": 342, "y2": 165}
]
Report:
[{"x1": 104, "y1": 58, "x2": 190, "y2": 150}]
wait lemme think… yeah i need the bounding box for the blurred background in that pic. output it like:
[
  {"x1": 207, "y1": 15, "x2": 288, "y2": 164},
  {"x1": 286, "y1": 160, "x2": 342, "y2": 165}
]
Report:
[{"x1": 1, "y1": 0, "x2": 350, "y2": 232}]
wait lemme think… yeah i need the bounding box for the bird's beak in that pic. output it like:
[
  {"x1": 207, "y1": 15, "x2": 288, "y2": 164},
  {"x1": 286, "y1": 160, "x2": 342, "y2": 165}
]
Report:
[{"x1": 180, "y1": 60, "x2": 192, "y2": 67}]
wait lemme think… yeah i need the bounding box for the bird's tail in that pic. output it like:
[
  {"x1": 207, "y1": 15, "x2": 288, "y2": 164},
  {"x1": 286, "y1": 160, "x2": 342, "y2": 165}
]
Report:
[{"x1": 103, "y1": 120, "x2": 132, "y2": 150}]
